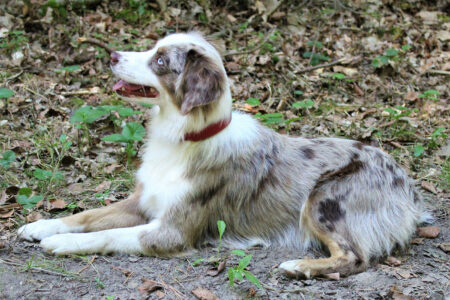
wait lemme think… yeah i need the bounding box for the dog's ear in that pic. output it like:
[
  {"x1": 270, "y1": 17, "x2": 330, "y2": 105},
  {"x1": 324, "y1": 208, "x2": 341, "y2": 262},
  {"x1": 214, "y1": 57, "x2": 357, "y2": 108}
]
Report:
[{"x1": 178, "y1": 48, "x2": 224, "y2": 115}]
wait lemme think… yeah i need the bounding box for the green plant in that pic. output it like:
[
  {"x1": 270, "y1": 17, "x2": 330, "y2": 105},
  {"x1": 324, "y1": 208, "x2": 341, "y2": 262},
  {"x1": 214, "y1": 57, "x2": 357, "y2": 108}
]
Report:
[
  {"x1": 17, "y1": 188, "x2": 43, "y2": 211},
  {"x1": 246, "y1": 97, "x2": 261, "y2": 106},
  {"x1": 0, "y1": 30, "x2": 28, "y2": 53},
  {"x1": 371, "y1": 45, "x2": 411, "y2": 68},
  {"x1": 292, "y1": 99, "x2": 315, "y2": 109},
  {"x1": 418, "y1": 89, "x2": 440, "y2": 101},
  {"x1": 95, "y1": 277, "x2": 105, "y2": 289},
  {"x1": 384, "y1": 105, "x2": 417, "y2": 120},
  {"x1": 54, "y1": 65, "x2": 81, "y2": 74},
  {"x1": 303, "y1": 41, "x2": 330, "y2": 66},
  {"x1": 254, "y1": 112, "x2": 284, "y2": 126},
  {"x1": 102, "y1": 122, "x2": 146, "y2": 161},
  {"x1": 330, "y1": 72, "x2": 346, "y2": 80},
  {"x1": 227, "y1": 251, "x2": 261, "y2": 289},
  {"x1": 0, "y1": 88, "x2": 14, "y2": 99},
  {"x1": 217, "y1": 220, "x2": 226, "y2": 256},
  {"x1": 413, "y1": 144, "x2": 425, "y2": 157},
  {"x1": 0, "y1": 150, "x2": 16, "y2": 169}
]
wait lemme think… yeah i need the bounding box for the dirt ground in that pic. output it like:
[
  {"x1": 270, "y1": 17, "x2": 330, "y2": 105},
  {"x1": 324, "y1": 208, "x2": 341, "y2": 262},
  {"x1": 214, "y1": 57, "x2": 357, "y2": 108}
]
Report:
[{"x1": 0, "y1": 0, "x2": 449, "y2": 299}]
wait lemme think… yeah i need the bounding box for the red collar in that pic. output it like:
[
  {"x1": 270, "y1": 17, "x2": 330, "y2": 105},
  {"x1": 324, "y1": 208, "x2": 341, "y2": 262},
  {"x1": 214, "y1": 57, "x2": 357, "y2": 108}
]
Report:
[{"x1": 184, "y1": 114, "x2": 232, "y2": 142}]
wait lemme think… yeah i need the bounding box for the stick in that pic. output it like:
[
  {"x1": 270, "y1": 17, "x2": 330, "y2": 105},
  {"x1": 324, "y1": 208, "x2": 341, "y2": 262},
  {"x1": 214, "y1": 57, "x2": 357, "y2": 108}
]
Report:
[
  {"x1": 427, "y1": 70, "x2": 450, "y2": 76},
  {"x1": 224, "y1": 29, "x2": 275, "y2": 57},
  {"x1": 295, "y1": 57, "x2": 350, "y2": 74},
  {"x1": 77, "y1": 37, "x2": 113, "y2": 54}
]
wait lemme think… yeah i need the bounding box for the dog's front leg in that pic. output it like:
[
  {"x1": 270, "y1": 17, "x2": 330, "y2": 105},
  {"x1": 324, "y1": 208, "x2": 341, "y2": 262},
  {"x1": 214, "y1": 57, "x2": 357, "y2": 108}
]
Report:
[
  {"x1": 40, "y1": 219, "x2": 184, "y2": 256},
  {"x1": 18, "y1": 184, "x2": 146, "y2": 241}
]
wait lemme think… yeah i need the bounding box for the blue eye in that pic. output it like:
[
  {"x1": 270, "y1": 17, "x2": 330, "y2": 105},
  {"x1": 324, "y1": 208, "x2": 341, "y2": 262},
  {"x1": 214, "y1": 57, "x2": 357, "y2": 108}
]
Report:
[{"x1": 157, "y1": 57, "x2": 164, "y2": 65}]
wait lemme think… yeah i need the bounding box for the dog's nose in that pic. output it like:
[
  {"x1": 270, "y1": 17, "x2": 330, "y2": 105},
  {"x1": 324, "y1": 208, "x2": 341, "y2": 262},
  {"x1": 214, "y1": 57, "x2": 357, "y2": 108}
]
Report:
[{"x1": 110, "y1": 51, "x2": 121, "y2": 66}]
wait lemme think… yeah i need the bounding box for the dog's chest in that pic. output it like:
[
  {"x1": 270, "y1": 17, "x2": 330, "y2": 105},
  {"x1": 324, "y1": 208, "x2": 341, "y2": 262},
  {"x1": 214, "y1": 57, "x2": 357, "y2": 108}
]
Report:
[{"x1": 136, "y1": 141, "x2": 192, "y2": 219}]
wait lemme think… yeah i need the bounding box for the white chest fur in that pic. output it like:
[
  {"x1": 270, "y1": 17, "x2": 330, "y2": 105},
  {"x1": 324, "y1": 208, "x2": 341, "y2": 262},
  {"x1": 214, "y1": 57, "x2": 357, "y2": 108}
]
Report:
[{"x1": 137, "y1": 140, "x2": 193, "y2": 219}]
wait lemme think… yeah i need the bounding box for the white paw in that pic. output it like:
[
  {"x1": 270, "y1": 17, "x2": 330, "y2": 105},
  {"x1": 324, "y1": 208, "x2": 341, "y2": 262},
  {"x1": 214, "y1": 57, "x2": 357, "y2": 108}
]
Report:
[
  {"x1": 279, "y1": 259, "x2": 311, "y2": 279},
  {"x1": 17, "y1": 219, "x2": 70, "y2": 241},
  {"x1": 41, "y1": 232, "x2": 104, "y2": 255}
]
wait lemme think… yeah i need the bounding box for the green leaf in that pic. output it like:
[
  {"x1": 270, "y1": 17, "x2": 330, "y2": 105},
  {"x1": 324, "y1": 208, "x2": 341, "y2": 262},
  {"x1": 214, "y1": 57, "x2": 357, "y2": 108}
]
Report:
[
  {"x1": 17, "y1": 194, "x2": 43, "y2": 209},
  {"x1": 0, "y1": 150, "x2": 16, "y2": 169},
  {"x1": 116, "y1": 107, "x2": 143, "y2": 117},
  {"x1": 243, "y1": 270, "x2": 262, "y2": 288},
  {"x1": 234, "y1": 269, "x2": 244, "y2": 281},
  {"x1": 238, "y1": 255, "x2": 253, "y2": 269},
  {"x1": 18, "y1": 187, "x2": 32, "y2": 197},
  {"x1": 255, "y1": 113, "x2": 284, "y2": 125},
  {"x1": 413, "y1": 144, "x2": 425, "y2": 157},
  {"x1": 217, "y1": 220, "x2": 226, "y2": 239},
  {"x1": 246, "y1": 97, "x2": 261, "y2": 106},
  {"x1": 384, "y1": 107, "x2": 398, "y2": 116},
  {"x1": 102, "y1": 133, "x2": 127, "y2": 143},
  {"x1": 227, "y1": 268, "x2": 235, "y2": 286},
  {"x1": 0, "y1": 88, "x2": 14, "y2": 99},
  {"x1": 33, "y1": 168, "x2": 53, "y2": 181},
  {"x1": 55, "y1": 65, "x2": 81, "y2": 73},
  {"x1": 231, "y1": 249, "x2": 246, "y2": 257},
  {"x1": 331, "y1": 73, "x2": 346, "y2": 80},
  {"x1": 292, "y1": 99, "x2": 314, "y2": 109},
  {"x1": 191, "y1": 258, "x2": 205, "y2": 266},
  {"x1": 122, "y1": 122, "x2": 146, "y2": 141},
  {"x1": 384, "y1": 48, "x2": 399, "y2": 57},
  {"x1": 431, "y1": 128, "x2": 446, "y2": 139},
  {"x1": 71, "y1": 106, "x2": 110, "y2": 124},
  {"x1": 294, "y1": 90, "x2": 303, "y2": 96},
  {"x1": 401, "y1": 44, "x2": 412, "y2": 51}
]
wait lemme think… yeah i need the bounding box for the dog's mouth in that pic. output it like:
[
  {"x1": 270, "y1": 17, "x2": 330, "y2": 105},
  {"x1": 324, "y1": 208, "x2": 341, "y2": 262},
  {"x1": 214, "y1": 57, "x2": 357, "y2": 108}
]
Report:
[{"x1": 113, "y1": 80, "x2": 159, "y2": 98}]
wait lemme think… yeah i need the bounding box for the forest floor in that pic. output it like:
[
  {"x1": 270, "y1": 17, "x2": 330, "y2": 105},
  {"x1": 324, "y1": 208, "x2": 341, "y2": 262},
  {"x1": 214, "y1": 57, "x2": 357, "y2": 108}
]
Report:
[{"x1": 0, "y1": 1, "x2": 449, "y2": 299}]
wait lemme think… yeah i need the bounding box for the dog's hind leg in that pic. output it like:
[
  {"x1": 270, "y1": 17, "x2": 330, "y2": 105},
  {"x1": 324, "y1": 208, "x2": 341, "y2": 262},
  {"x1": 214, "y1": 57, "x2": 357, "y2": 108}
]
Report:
[
  {"x1": 279, "y1": 190, "x2": 366, "y2": 279},
  {"x1": 18, "y1": 184, "x2": 147, "y2": 241}
]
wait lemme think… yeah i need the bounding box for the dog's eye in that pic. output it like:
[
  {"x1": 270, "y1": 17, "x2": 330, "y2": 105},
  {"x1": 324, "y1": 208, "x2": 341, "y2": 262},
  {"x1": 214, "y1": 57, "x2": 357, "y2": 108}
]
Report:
[{"x1": 157, "y1": 57, "x2": 164, "y2": 65}]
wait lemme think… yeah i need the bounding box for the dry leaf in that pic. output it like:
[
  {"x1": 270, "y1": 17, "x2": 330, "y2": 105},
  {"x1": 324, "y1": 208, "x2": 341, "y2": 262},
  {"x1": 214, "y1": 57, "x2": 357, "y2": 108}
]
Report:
[
  {"x1": 390, "y1": 285, "x2": 414, "y2": 300},
  {"x1": 393, "y1": 269, "x2": 412, "y2": 279},
  {"x1": 192, "y1": 287, "x2": 219, "y2": 300},
  {"x1": 68, "y1": 183, "x2": 85, "y2": 195},
  {"x1": 417, "y1": 226, "x2": 440, "y2": 238},
  {"x1": 26, "y1": 211, "x2": 43, "y2": 222},
  {"x1": 138, "y1": 278, "x2": 163, "y2": 295},
  {"x1": 0, "y1": 210, "x2": 14, "y2": 218},
  {"x1": 385, "y1": 256, "x2": 401, "y2": 266},
  {"x1": 206, "y1": 260, "x2": 226, "y2": 277},
  {"x1": 155, "y1": 290, "x2": 166, "y2": 298},
  {"x1": 411, "y1": 238, "x2": 424, "y2": 245},
  {"x1": 95, "y1": 181, "x2": 111, "y2": 192},
  {"x1": 421, "y1": 181, "x2": 437, "y2": 194},
  {"x1": 48, "y1": 199, "x2": 67, "y2": 211}
]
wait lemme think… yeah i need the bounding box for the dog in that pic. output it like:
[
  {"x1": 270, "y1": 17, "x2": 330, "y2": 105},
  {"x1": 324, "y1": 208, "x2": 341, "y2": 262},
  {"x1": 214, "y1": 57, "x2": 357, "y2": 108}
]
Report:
[{"x1": 18, "y1": 32, "x2": 428, "y2": 279}]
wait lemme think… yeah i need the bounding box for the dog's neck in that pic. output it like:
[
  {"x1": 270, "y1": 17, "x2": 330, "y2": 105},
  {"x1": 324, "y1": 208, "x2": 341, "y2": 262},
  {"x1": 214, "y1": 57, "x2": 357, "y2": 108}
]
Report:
[{"x1": 148, "y1": 89, "x2": 233, "y2": 144}]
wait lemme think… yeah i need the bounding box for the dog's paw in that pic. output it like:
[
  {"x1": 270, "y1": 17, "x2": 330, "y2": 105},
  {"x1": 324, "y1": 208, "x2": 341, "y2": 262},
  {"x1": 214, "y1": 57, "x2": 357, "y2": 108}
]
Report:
[
  {"x1": 41, "y1": 232, "x2": 104, "y2": 255},
  {"x1": 279, "y1": 259, "x2": 313, "y2": 279},
  {"x1": 18, "y1": 219, "x2": 70, "y2": 242}
]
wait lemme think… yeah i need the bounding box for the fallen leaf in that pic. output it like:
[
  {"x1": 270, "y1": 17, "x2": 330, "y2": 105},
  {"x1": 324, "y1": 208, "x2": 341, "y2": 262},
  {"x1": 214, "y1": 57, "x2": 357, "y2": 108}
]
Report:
[
  {"x1": 393, "y1": 269, "x2": 412, "y2": 279},
  {"x1": 68, "y1": 183, "x2": 85, "y2": 195},
  {"x1": 26, "y1": 211, "x2": 43, "y2": 222},
  {"x1": 47, "y1": 200, "x2": 67, "y2": 211},
  {"x1": 105, "y1": 163, "x2": 121, "y2": 174},
  {"x1": 206, "y1": 260, "x2": 226, "y2": 277},
  {"x1": 411, "y1": 238, "x2": 424, "y2": 245},
  {"x1": 247, "y1": 287, "x2": 256, "y2": 297},
  {"x1": 155, "y1": 290, "x2": 166, "y2": 298},
  {"x1": 138, "y1": 278, "x2": 163, "y2": 295},
  {"x1": 385, "y1": 256, "x2": 401, "y2": 266},
  {"x1": 390, "y1": 285, "x2": 414, "y2": 300},
  {"x1": 0, "y1": 190, "x2": 7, "y2": 205},
  {"x1": 403, "y1": 91, "x2": 418, "y2": 101},
  {"x1": 417, "y1": 226, "x2": 440, "y2": 238},
  {"x1": 0, "y1": 210, "x2": 14, "y2": 218},
  {"x1": 95, "y1": 181, "x2": 111, "y2": 192},
  {"x1": 192, "y1": 287, "x2": 219, "y2": 300},
  {"x1": 421, "y1": 181, "x2": 437, "y2": 194},
  {"x1": 437, "y1": 242, "x2": 450, "y2": 253}
]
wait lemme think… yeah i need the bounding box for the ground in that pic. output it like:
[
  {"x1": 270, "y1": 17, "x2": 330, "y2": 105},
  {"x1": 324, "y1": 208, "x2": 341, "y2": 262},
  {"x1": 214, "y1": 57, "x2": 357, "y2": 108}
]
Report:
[{"x1": 0, "y1": 1, "x2": 449, "y2": 299}]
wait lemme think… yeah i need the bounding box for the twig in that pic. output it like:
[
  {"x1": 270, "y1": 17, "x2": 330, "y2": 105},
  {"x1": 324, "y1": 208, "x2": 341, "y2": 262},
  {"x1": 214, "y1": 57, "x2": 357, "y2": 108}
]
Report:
[
  {"x1": 77, "y1": 37, "x2": 114, "y2": 54},
  {"x1": 6, "y1": 70, "x2": 23, "y2": 82},
  {"x1": 295, "y1": 58, "x2": 345, "y2": 74},
  {"x1": 0, "y1": 258, "x2": 73, "y2": 277},
  {"x1": 224, "y1": 29, "x2": 275, "y2": 57},
  {"x1": 426, "y1": 70, "x2": 450, "y2": 76},
  {"x1": 76, "y1": 255, "x2": 96, "y2": 274}
]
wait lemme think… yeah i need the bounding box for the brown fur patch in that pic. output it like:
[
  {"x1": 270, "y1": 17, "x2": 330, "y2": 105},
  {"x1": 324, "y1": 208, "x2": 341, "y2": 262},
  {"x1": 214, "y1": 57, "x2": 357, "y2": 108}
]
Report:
[
  {"x1": 300, "y1": 146, "x2": 315, "y2": 159},
  {"x1": 392, "y1": 176, "x2": 405, "y2": 187},
  {"x1": 318, "y1": 199, "x2": 345, "y2": 223}
]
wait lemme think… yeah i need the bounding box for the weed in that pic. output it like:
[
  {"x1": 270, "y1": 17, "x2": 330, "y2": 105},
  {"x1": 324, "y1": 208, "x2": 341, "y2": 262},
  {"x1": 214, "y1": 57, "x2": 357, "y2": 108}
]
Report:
[
  {"x1": 217, "y1": 220, "x2": 226, "y2": 256},
  {"x1": 303, "y1": 40, "x2": 330, "y2": 66},
  {"x1": 102, "y1": 122, "x2": 146, "y2": 162},
  {"x1": 418, "y1": 89, "x2": 440, "y2": 101},
  {"x1": 95, "y1": 277, "x2": 105, "y2": 289},
  {"x1": 0, "y1": 30, "x2": 28, "y2": 53},
  {"x1": 254, "y1": 112, "x2": 284, "y2": 126},
  {"x1": 0, "y1": 150, "x2": 16, "y2": 169},
  {"x1": 54, "y1": 65, "x2": 81, "y2": 74},
  {"x1": 371, "y1": 45, "x2": 411, "y2": 68},
  {"x1": 246, "y1": 97, "x2": 261, "y2": 106},
  {"x1": 292, "y1": 99, "x2": 315, "y2": 109},
  {"x1": 227, "y1": 252, "x2": 262, "y2": 289},
  {"x1": 0, "y1": 88, "x2": 15, "y2": 99},
  {"x1": 16, "y1": 187, "x2": 43, "y2": 211}
]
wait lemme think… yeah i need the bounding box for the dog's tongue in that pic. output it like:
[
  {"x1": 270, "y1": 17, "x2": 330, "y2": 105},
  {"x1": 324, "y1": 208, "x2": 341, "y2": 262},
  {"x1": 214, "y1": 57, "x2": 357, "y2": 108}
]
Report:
[{"x1": 113, "y1": 80, "x2": 143, "y2": 91}]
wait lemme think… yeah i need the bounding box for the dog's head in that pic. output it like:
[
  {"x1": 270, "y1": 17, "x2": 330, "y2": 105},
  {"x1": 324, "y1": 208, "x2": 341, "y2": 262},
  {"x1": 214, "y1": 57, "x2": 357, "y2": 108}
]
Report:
[{"x1": 110, "y1": 32, "x2": 227, "y2": 116}]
